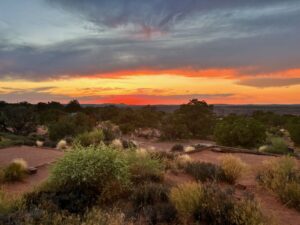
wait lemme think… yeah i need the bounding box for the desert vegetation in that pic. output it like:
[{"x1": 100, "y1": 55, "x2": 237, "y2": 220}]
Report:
[
  {"x1": 0, "y1": 99, "x2": 300, "y2": 224},
  {"x1": 0, "y1": 142, "x2": 273, "y2": 225}
]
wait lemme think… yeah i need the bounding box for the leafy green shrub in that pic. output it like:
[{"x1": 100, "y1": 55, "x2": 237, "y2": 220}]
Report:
[
  {"x1": 131, "y1": 183, "x2": 169, "y2": 208},
  {"x1": 50, "y1": 145, "x2": 130, "y2": 193},
  {"x1": 264, "y1": 136, "x2": 289, "y2": 154},
  {"x1": 220, "y1": 155, "x2": 247, "y2": 184},
  {"x1": 74, "y1": 129, "x2": 104, "y2": 147},
  {"x1": 170, "y1": 182, "x2": 203, "y2": 223},
  {"x1": 185, "y1": 162, "x2": 223, "y2": 182},
  {"x1": 257, "y1": 157, "x2": 300, "y2": 210},
  {"x1": 126, "y1": 151, "x2": 164, "y2": 183},
  {"x1": 4, "y1": 159, "x2": 28, "y2": 182},
  {"x1": 214, "y1": 116, "x2": 266, "y2": 148}
]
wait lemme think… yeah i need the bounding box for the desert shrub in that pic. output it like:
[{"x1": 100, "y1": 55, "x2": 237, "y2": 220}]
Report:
[
  {"x1": 176, "y1": 154, "x2": 192, "y2": 168},
  {"x1": 74, "y1": 129, "x2": 104, "y2": 147},
  {"x1": 287, "y1": 121, "x2": 300, "y2": 146},
  {"x1": 111, "y1": 139, "x2": 123, "y2": 149},
  {"x1": 126, "y1": 151, "x2": 164, "y2": 183},
  {"x1": 220, "y1": 155, "x2": 247, "y2": 184},
  {"x1": 214, "y1": 116, "x2": 266, "y2": 148},
  {"x1": 264, "y1": 136, "x2": 289, "y2": 154},
  {"x1": 170, "y1": 182, "x2": 203, "y2": 223},
  {"x1": 257, "y1": 157, "x2": 300, "y2": 210},
  {"x1": 194, "y1": 184, "x2": 264, "y2": 225},
  {"x1": 23, "y1": 186, "x2": 99, "y2": 214},
  {"x1": 171, "y1": 144, "x2": 184, "y2": 152},
  {"x1": 142, "y1": 203, "x2": 177, "y2": 225},
  {"x1": 280, "y1": 182, "x2": 300, "y2": 211},
  {"x1": 131, "y1": 183, "x2": 169, "y2": 208},
  {"x1": 83, "y1": 208, "x2": 134, "y2": 225},
  {"x1": 4, "y1": 159, "x2": 28, "y2": 182},
  {"x1": 50, "y1": 145, "x2": 130, "y2": 194},
  {"x1": 185, "y1": 162, "x2": 223, "y2": 182}
]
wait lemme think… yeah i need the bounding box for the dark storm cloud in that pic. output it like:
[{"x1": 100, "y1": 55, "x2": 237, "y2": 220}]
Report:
[
  {"x1": 0, "y1": 0, "x2": 300, "y2": 80},
  {"x1": 46, "y1": 0, "x2": 299, "y2": 31}
]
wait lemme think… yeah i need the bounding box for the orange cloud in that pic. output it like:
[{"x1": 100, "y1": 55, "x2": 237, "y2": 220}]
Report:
[{"x1": 84, "y1": 68, "x2": 239, "y2": 79}]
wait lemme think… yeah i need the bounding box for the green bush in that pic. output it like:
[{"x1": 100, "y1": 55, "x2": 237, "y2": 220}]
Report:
[
  {"x1": 214, "y1": 116, "x2": 266, "y2": 148},
  {"x1": 126, "y1": 151, "x2": 164, "y2": 183},
  {"x1": 257, "y1": 157, "x2": 300, "y2": 211},
  {"x1": 74, "y1": 129, "x2": 104, "y2": 147},
  {"x1": 287, "y1": 122, "x2": 300, "y2": 146},
  {"x1": 50, "y1": 145, "x2": 130, "y2": 192},
  {"x1": 49, "y1": 112, "x2": 94, "y2": 141},
  {"x1": 185, "y1": 162, "x2": 223, "y2": 182},
  {"x1": 131, "y1": 183, "x2": 169, "y2": 208},
  {"x1": 264, "y1": 136, "x2": 289, "y2": 154}
]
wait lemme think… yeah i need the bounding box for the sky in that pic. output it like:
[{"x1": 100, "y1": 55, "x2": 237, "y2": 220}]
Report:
[{"x1": 0, "y1": 0, "x2": 300, "y2": 105}]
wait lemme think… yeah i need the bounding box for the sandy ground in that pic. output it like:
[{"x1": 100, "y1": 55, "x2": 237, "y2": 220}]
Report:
[
  {"x1": 0, "y1": 146, "x2": 63, "y2": 167},
  {"x1": 0, "y1": 146, "x2": 63, "y2": 196}
]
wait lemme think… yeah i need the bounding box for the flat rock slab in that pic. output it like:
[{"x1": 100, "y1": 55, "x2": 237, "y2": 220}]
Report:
[{"x1": 0, "y1": 146, "x2": 64, "y2": 167}]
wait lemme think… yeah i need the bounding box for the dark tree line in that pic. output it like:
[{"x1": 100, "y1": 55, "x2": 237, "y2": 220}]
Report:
[{"x1": 0, "y1": 99, "x2": 300, "y2": 147}]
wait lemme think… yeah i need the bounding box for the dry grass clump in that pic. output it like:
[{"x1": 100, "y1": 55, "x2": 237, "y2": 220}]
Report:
[
  {"x1": 36, "y1": 140, "x2": 44, "y2": 147},
  {"x1": 220, "y1": 154, "x2": 247, "y2": 184},
  {"x1": 184, "y1": 146, "x2": 195, "y2": 153},
  {"x1": 136, "y1": 148, "x2": 149, "y2": 158},
  {"x1": 176, "y1": 154, "x2": 192, "y2": 169},
  {"x1": 257, "y1": 157, "x2": 300, "y2": 211},
  {"x1": 56, "y1": 139, "x2": 68, "y2": 150},
  {"x1": 83, "y1": 208, "x2": 134, "y2": 225},
  {"x1": 170, "y1": 182, "x2": 203, "y2": 223},
  {"x1": 111, "y1": 139, "x2": 123, "y2": 149},
  {"x1": 3, "y1": 158, "x2": 28, "y2": 182}
]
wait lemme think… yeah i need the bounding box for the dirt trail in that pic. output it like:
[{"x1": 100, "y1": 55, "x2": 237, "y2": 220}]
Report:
[{"x1": 0, "y1": 146, "x2": 63, "y2": 196}]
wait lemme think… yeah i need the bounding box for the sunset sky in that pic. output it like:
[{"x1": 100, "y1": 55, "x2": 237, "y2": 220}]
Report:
[{"x1": 0, "y1": 0, "x2": 300, "y2": 105}]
